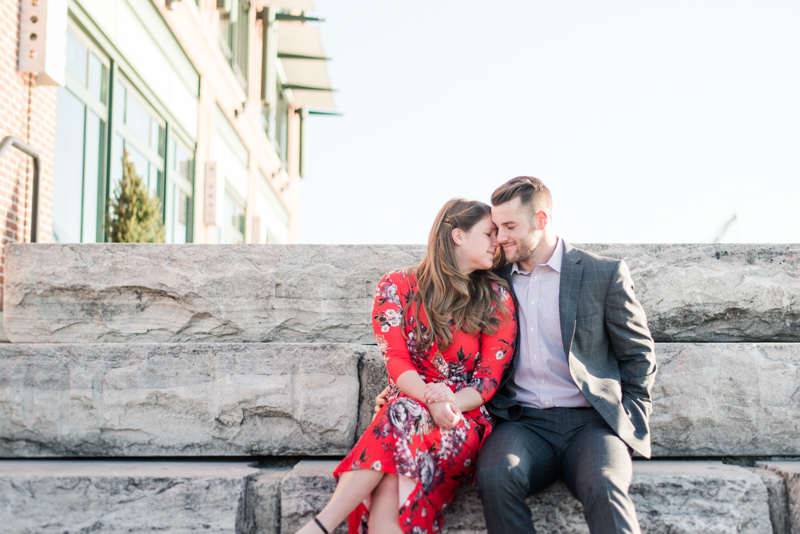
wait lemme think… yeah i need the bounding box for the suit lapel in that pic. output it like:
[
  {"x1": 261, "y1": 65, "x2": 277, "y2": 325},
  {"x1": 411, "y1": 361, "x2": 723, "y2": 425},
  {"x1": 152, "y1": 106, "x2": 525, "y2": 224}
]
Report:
[
  {"x1": 495, "y1": 262, "x2": 520, "y2": 387},
  {"x1": 559, "y1": 241, "x2": 583, "y2": 357}
]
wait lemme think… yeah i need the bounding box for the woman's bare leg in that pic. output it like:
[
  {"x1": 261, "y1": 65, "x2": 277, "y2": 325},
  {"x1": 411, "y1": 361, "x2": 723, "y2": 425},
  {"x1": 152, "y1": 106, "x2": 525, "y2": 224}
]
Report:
[
  {"x1": 294, "y1": 469, "x2": 384, "y2": 534},
  {"x1": 368, "y1": 473, "x2": 402, "y2": 534}
]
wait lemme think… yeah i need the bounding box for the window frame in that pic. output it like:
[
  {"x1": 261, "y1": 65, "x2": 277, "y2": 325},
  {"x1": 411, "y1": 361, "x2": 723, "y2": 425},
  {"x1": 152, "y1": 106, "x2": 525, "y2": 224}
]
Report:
[
  {"x1": 219, "y1": 0, "x2": 250, "y2": 90},
  {"x1": 164, "y1": 133, "x2": 196, "y2": 244},
  {"x1": 62, "y1": 7, "x2": 200, "y2": 243},
  {"x1": 53, "y1": 20, "x2": 112, "y2": 244},
  {"x1": 222, "y1": 182, "x2": 247, "y2": 244}
]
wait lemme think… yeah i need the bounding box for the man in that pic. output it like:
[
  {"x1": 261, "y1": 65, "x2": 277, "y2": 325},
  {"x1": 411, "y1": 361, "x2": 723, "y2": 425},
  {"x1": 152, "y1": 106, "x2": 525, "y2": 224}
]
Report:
[{"x1": 476, "y1": 176, "x2": 657, "y2": 534}]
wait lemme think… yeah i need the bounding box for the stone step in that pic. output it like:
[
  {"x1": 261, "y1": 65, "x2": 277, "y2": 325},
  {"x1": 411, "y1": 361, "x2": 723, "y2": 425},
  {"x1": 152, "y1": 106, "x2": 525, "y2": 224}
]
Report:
[
  {"x1": 360, "y1": 342, "x2": 800, "y2": 457},
  {"x1": 0, "y1": 459, "x2": 789, "y2": 534},
  {"x1": 0, "y1": 343, "x2": 362, "y2": 457},
  {"x1": 280, "y1": 460, "x2": 778, "y2": 534},
  {"x1": 757, "y1": 462, "x2": 800, "y2": 534},
  {"x1": 0, "y1": 460, "x2": 263, "y2": 533},
  {"x1": 1, "y1": 342, "x2": 799, "y2": 458},
  {"x1": 5, "y1": 243, "x2": 799, "y2": 344}
]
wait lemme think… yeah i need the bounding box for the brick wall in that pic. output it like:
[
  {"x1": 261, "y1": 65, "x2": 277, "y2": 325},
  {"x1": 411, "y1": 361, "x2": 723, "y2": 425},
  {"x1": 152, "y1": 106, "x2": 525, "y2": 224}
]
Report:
[{"x1": 0, "y1": 0, "x2": 56, "y2": 308}]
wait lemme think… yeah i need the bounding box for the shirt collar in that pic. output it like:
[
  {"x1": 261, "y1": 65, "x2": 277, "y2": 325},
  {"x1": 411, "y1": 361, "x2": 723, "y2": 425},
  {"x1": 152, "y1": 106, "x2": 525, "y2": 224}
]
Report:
[{"x1": 511, "y1": 237, "x2": 564, "y2": 275}]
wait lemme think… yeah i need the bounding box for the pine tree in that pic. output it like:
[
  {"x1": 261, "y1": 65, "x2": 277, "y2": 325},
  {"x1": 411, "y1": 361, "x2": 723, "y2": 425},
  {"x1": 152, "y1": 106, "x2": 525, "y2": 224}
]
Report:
[{"x1": 106, "y1": 148, "x2": 166, "y2": 243}]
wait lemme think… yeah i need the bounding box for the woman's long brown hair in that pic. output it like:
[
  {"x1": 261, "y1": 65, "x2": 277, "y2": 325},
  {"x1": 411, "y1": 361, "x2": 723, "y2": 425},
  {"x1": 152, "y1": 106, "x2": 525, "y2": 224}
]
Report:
[{"x1": 407, "y1": 198, "x2": 511, "y2": 352}]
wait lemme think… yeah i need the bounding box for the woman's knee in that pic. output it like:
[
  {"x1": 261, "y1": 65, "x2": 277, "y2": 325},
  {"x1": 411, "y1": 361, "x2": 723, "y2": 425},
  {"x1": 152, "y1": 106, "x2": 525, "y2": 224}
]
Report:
[{"x1": 368, "y1": 474, "x2": 401, "y2": 533}]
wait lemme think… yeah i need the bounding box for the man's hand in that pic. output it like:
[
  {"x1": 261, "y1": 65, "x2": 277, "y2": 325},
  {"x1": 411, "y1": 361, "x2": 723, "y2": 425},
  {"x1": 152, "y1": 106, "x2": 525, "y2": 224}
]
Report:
[
  {"x1": 428, "y1": 401, "x2": 461, "y2": 430},
  {"x1": 372, "y1": 386, "x2": 390, "y2": 420}
]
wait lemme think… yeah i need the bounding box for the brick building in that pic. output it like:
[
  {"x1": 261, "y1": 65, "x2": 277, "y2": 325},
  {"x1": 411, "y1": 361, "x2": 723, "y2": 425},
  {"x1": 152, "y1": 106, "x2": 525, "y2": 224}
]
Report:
[{"x1": 0, "y1": 0, "x2": 335, "y2": 315}]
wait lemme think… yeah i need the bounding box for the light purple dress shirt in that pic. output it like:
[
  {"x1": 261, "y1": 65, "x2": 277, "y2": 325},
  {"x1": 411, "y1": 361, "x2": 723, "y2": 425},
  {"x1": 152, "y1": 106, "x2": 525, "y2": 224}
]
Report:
[{"x1": 506, "y1": 237, "x2": 592, "y2": 409}]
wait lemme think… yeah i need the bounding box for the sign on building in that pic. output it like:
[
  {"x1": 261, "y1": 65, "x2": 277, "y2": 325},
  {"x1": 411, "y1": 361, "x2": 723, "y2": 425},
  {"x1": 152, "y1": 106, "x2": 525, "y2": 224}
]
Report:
[{"x1": 18, "y1": 0, "x2": 69, "y2": 86}]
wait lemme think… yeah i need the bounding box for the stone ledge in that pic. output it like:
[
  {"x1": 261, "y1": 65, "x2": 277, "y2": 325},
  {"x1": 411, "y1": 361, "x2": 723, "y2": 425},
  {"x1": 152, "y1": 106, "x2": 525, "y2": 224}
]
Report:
[
  {"x1": 281, "y1": 460, "x2": 773, "y2": 534},
  {"x1": 5, "y1": 243, "x2": 799, "y2": 344},
  {"x1": 757, "y1": 462, "x2": 800, "y2": 534},
  {"x1": 0, "y1": 461, "x2": 260, "y2": 533},
  {"x1": 648, "y1": 343, "x2": 800, "y2": 457},
  {"x1": 0, "y1": 460, "x2": 781, "y2": 533},
  {"x1": 0, "y1": 343, "x2": 361, "y2": 457},
  {"x1": 357, "y1": 343, "x2": 800, "y2": 458},
  {"x1": 2, "y1": 342, "x2": 798, "y2": 459}
]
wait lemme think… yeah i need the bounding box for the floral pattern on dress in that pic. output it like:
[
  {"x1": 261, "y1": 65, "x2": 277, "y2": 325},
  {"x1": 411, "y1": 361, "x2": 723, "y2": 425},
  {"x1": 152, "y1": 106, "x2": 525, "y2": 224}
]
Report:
[{"x1": 334, "y1": 270, "x2": 517, "y2": 534}]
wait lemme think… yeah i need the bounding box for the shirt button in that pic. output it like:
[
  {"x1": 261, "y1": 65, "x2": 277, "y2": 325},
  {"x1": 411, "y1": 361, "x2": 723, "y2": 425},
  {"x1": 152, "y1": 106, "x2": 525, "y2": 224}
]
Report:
[
  {"x1": 534, "y1": 276, "x2": 538, "y2": 280},
  {"x1": 530, "y1": 300, "x2": 535, "y2": 306},
  {"x1": 545, "y1": 401, "x2": 550, "y2": 405},
  {"x1": 540, "y1": 379, "x2": 544, "y2": 384},
  {"x1": 533, "y1": 355, "x2": 537, "y2": 359},
  {"x1": 530, "y1": 327, "x2": 535, "y2": 332}
]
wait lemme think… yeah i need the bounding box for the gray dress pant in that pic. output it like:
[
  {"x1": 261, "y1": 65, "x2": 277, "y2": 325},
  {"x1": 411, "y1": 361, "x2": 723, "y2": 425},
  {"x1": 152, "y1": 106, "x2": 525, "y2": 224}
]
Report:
[{"x1": 476, "y1": 406, "x2": 641, "y2": 534}]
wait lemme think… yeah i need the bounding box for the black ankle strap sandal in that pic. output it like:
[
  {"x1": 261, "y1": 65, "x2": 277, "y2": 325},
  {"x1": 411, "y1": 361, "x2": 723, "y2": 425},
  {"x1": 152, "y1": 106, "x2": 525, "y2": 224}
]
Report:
[{"x1": 314, "y1": 517, "x2": 330, "y2": 534}]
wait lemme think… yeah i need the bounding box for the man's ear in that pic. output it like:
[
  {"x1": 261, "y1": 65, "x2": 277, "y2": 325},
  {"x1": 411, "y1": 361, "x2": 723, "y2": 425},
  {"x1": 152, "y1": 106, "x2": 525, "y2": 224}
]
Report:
[
  {"x1": 536, "y1": 210, "x2": 549, "y2": 231},
  {"x1": 451, "y1": 228, "x2": 463, "y2": 246}
]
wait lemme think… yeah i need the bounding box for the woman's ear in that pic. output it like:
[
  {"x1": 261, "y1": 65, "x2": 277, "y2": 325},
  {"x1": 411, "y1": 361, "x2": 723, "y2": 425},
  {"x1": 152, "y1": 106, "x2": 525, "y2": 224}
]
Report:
[{"x1": 451, "y1": 228, "x2": 463, "y2": 246}]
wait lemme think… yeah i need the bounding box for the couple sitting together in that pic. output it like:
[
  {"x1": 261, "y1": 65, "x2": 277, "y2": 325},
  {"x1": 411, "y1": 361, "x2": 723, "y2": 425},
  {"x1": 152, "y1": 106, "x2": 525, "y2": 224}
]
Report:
[{"x1": 296, "y1": 176, "x2": 658, "y2": 534}]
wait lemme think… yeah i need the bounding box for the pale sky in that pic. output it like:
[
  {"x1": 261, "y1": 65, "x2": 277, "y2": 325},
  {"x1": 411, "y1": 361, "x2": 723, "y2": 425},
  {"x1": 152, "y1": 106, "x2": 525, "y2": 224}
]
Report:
[{"x1": 299, "y1": 1, "x2": 800, "y2": 245}]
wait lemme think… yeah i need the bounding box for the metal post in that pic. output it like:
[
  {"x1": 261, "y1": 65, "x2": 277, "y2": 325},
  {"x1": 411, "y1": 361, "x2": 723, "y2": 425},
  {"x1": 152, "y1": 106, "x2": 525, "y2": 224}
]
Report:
[{"x1": 0, "y1": 136, "x2": 41, "y2": 242}]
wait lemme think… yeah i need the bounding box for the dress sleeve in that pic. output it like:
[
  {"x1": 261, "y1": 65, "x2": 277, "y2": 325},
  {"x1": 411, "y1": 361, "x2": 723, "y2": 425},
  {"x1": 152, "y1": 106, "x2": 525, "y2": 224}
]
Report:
[
  {"x1": 373, "y1": 272, "x2": 417, "y2": 382},
  {"x1": 468, "y1": 284, "x2": 517, "y2": 403}
]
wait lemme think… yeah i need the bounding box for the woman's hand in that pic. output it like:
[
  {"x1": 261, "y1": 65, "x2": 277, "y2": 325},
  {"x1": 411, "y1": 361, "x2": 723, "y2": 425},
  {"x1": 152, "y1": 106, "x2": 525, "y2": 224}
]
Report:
[
  {"x1": 423, "y1": 382, "x2": 456, "y2": 406},
  {"x1": 428, "y1": 401, "x2": 461, "y2": 430},
  {"x1": 372, "y1": 386, "x2": 391, "y2": 420}
]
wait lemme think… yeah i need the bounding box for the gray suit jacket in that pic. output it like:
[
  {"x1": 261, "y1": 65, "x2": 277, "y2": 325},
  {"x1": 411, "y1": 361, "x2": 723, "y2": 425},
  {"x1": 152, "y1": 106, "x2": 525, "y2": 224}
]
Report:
[{"x1": 487, "y1": 241, "x2": 658, "y2": 458}]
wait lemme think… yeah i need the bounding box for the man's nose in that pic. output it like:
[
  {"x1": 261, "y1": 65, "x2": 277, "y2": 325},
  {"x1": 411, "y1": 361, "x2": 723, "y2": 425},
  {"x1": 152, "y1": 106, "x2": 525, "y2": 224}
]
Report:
[{"x1": 497, "y1": 229, "x2": 509, "y2": 243}]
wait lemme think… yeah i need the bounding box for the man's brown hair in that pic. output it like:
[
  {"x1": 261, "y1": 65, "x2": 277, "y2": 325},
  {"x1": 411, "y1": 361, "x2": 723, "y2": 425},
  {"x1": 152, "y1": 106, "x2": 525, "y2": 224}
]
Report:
[{"x1": 491, "y1": 176, "x2": 553, "y2": 218}]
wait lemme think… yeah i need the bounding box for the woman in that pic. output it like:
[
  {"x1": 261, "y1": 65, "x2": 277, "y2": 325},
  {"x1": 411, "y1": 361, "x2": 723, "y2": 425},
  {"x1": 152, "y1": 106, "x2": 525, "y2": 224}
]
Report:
[{"x1": 295, "y1": 199, "x2": 517, "y2": 534}]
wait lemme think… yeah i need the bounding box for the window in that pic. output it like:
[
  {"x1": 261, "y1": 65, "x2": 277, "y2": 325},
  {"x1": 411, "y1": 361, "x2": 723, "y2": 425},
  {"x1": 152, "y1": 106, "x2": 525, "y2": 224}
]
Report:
[
  {"x1": 165, "y1": 138, "x2": 193, "y2": 243},
  {"x1": 274, "y1": 81, "x2": 289, "y2": 166},
  {"x1": 219, "y1": 0, "x2": 250, "y2": 89},
  {"x1": 110, "y1": 78, "x2": 165, "y2": 198},
  {"x1": 52, "y1": 26, "x2": 108, "y2": 243},
  {"x1": 53, "y1": 12, "x2": 198, "y2": 244},
  {"x1": 222, "y1": 189, "x2": 246, "y2": 243},
  {"x1": 256, "y1": 170, "x2": 289, "y2": 244},
  {"x1": 214, "y1": 105, "x2": 249, "y2": 243}
]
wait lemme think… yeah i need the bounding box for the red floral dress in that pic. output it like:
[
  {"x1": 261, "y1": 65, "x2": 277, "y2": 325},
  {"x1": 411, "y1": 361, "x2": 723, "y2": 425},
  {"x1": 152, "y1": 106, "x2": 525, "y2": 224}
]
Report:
[{"x1": 334, "y1": 270, "x2": 517, "y2": 534}]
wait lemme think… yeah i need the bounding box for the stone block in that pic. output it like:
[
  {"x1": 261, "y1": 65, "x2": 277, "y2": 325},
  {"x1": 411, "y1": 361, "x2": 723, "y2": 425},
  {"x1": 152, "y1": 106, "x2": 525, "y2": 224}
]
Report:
[
  {"x1": 745, "y1": 467, "x2": 791, "y2": 534},
  {"x1": 442, "y1": 479, "x2": 586, "y2": 534},
  {"x1": 650, "y1": 343, "x2": 800, "y2": 457},
  {"x1": 5, "y1": 243, "x2": 799, "y2": 344},
  {"x1": 580, "y1": 244, "x2": 800, "y2": 342},
  {"x1": 243, "y1": 468, "x2": 292, "y2": 534},
  {"x1": 631, "y1": 462, "x2": 772, "y2": 534},
  {"x1": 356, "y1": 346, "x2": 388, "y2": 438},
  {"x1": 281, "y1": 461, "x2": 348, "y2": 534},
  {"x1": 0, "y1": 343, "x2": 361, "y2": 457},
  {"x1": 758, "y1": 462, "x2": 800, "y2": 534},
  {"x1": 357, "y1": 343, "x2": 800, "y2": 457},
  {"x1": 0, "y1": 461, "x2": 260, "y2": 532},
  {"x1": 279, "y1": 460, "x2": 772, "y2": 534}
]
